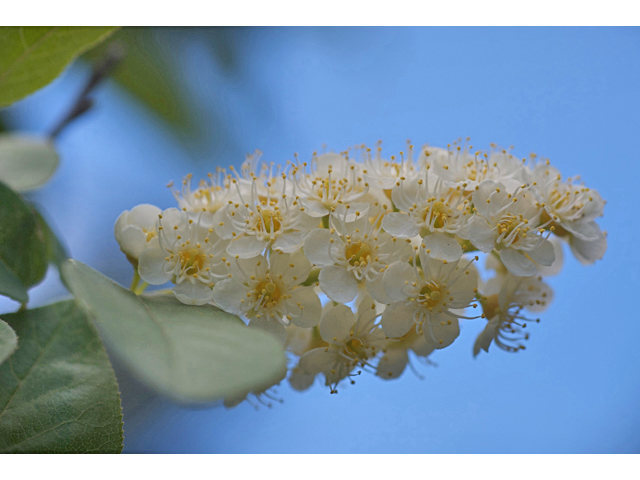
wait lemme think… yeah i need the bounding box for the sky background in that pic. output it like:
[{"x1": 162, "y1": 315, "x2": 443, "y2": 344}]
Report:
[{"x1": 1, "y1": 27, "x2": 639, "y2": 453}]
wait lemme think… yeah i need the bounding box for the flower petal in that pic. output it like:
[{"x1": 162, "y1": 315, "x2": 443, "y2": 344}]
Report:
[
  {"x1": 425, "y1": 314, "x2": 460, "y2": 349},
  {"x1": 288, "y1": 366, "x2": 316, "y2": 391},
  {"x1": 569, "y1": 228, "x2": 607, "y2": 265},
  {"x1": 381, "y1": 302, "x2": 417, "y2": 338},
  {"x1": 226, "y1": 235, "x2": 267, "y2": 259},
  {"x1": 381, "y1": 212, "x2": 420, "y2": 238},
  {"x1": 303, "y1": 228, "x2": 334, "y2": 266},
  {"x1": 273, "y1": 230, "x2": 308, "y2": 253},
  {"x1": 423, "y1": 232, "x2": 463, "y2": 262},
  {"x1": 173, "y1": 280, "x2": 214, "y2": 306},
  {"x1": 128, "y1": 204, "x2": 162, "y2": 230},
  {"x1": 499, "y1": 248, "x2": 537, "y2": 277},
  {"x1": 383, "y1": 261, "x2": 415, "y2": 301},
  {"x1": 467, "y1": 215, "x2": 497, "y2": 253},
  {"x1": 117, "y1": 225, "x2": 148, "y2": 259},
  {"x1": 211, "y1": 278, "x2": 251, "y2": 315},
  {"x1": 288, "y1": 288, "x2": 322, "y2": 328},
  {"x1": 376, "y1": 349, "x2": 409, "y2": 380},
  {"x1": 473, "y1": 316, "x2": 500, "y2": 357},
  {"x1": 138, "y1": 246, "x2": 173, "y2": 285},
  {"x1": 528, "y1": 239, "x2": 555, "y2": 267},
  {"x1": 299, "y1": 347, "x2": 335, "y2": 375},
  {"x1": 319, "y1": 304, "x2": 355, "y2": 344},
  {"x1": 318, "y1": 265, "x2": 358, "y2": 303}
]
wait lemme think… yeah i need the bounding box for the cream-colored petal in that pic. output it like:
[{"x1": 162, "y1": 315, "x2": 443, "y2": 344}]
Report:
[
  {"x1": 288, "y1": 366, "x2": 316, "y2": 392},
  {"x1": 173, "y1": 280, "x2": 214, "y2": 306},
  {"x1": 128, "y1": 204, "x2": 162, "y2": 231},
  {"x1": 423, "y1": 232, "x2": 463, "y2": 262},
  {"x1": 226, "y1": 235, "x2": 267, "y2": 259},
  {"x1": 381, "y1": 302, "x2": 417, "y2": 338},
  {"x1": 318, "y1": 265, "x2": 358, "y2": 303},
  {"x1": 383, "y1": 261, "x2": 415, "y2": 301},
  {"x1": 273, "y1": 231, "x2": 308, "y2": 253},
  {"x1": 569, "y1": 229, "x2": 607, "y2": 265},
  {"x1": 425, "y1": 314, "x2": 460, "y2": 349},
  {"x1": 303, "y1": 228, "x2": 334, "y2": 266},
  {"x1": 138, "y1": 246, "x2": 173, "y2": 285},
  {"x1": 499, "y1": 248, "x2": 537, "y2": 277},
  {"x1": 319, "y1": 304, "x2": 355, "y2": 344},
  {"x1": 288, "y1": 287, "x2": 322, "y2": 328},
  {"x1": 467, "y1": 215, "x2": 497, "y2": 253},
  {"x1": 473, "y1": 316, "x2": 500, "y2": 357},
  {"x1": 211, "y1": 278, "x2": 251, "y2": 315},
  {"x1": 528, "y1": 239, "x2": 555, "y2": 267},
  {"x1": 117, "y1": 225, "x2": 148, "y2": 258},
  {"x1": 381, "y1": 212, "x2": 420, "y2": 238},
  {"x1": 376, "y1": 349, "x2": 409, "y2": 380},
  {"x1": 299, "y1": 347, "x2": 336, "y2": 375}
]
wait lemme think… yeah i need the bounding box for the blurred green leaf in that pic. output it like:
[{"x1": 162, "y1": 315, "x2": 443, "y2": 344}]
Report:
[
  {"x1": 84, "y1": 28, "x2": 194, "y2": 131},
  {"x1": 0, "y1": 319, "x2": 18, "y2": 365},
  {"x1": 0, "y1": 134, "x2": 59, "y2": 191},
  {"x1": 32, "y1": 208, "x2": 69, "y2": 271},
  {"x1": 0, "y1": 27, "x2": 118, "y2": 107},
  {"x1": 62, "y1": 259, "x2": 287, "y2": 404},
  {"x1": 0, "y1": 181, "x2": 48, "y2": 296},
  {"x1": 0, "y1": 300, "x2": 123, "y2": 453},
  {"x1": 0, "y1": 260, "x2": 28, "y2": 304}
]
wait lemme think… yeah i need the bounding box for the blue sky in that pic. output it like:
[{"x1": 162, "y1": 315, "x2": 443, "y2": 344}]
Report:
[{"x1": 2, "y1": 27, "x2": 639, "y2": 453}]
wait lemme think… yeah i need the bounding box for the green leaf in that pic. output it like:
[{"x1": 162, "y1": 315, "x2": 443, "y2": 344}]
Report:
[
  {"x1": 62, "y1": 259, "x2": 287, "y2": 404},
  {"x1": 0, "y1": 181, "x2": 48, "y2": 296},
  {"x1": 0, "y1": 134, "x2": 59, "y2": 191},
  {"x1": 0, "y1": 27, "x2": 118, "y2": 108},
  {"x1": 32, "y1": 208, "x2": 69, "y2": 270},
  {"x1": 0, "y1": 259, "x2": 28, "y2": 304},
  {"x1": 0, "y1": 300, "x2": 123, "y2": 453},
  {"x1": 0, "y1": 319, "x2": 18, "y2": 365}
]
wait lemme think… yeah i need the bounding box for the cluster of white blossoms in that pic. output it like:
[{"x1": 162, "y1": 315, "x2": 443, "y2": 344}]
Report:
[{"x1": 115, "y1": 140, "x2": 606, "y2": 400}]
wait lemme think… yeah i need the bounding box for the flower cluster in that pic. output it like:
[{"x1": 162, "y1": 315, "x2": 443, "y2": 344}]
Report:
[{"x1": 115, "y1": 141, "x2": 606, "y2": 401}]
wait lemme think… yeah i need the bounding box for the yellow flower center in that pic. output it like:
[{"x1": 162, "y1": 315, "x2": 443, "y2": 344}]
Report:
[
  {"x1": 142, "y1": 228, "x2": 156, "y2": 242},
  {"x1": 345, "y1": 241, "x2": 373, "y2": 267},
  {"x1": 343, "y1": 338, "x2": 368, "y2": 360},
  {"x1": 497, "y1": 214, "x2": 524, "y2": 243},
  {"x1": 423, "y1": 201, "x2": 449, "y2": 229},
  {"x1": 257, "y1": 209, "x2": 282, "y2": 234},
  {"x1": 179, "y1": 248, "x2": 205, "y2": 276},
  {"x1": 255, "y1": 277, "x2": 282, "y2": 307},
  {"x1": 418, "y1": 282, "x2": 443, "y2": 308}
]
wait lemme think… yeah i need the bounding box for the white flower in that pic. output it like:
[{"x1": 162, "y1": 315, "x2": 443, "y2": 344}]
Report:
[
  {"x1": 361, "y1": 141, "x2": 418, "y2": 190},
  {"x1": 474, "y1": 273, "x2": 553, "y2": 356},
  {"x1": 303, "y1": 206, "x2": 412, "y2": 303},
  {"x1": 381, "y1": 247, "x2": 479, "y2": 349},
  {"x1": 214, "y1": 177, "x2": 318, "y2": 259},
  {"x1": 531, "y1": 162, "x2": 607, "y2": 264},
  {"x1": 171, "y1": 170, "x2": 239, "y2": 215},
  {"x1": 464, "y1": 180, "x2": 555, "y2": 276},
  {"x1": 137, "y1": 208, "x2": 229, "y2": 305},
  {"x1": 299, "y1": 295, "x2": 384, "y2": 392},
  {"x1": 291, "y1": 151, "x2": 370, "y2": 218},
  {"x1": 114, "y1": 204, "x2": 162, "y2": 260},
  {"x1": 421, "y1": 142, "x2": 527, "y2": 193},
  {"x1": 211, "y1": 250, "x2": 322, "y2": 344},
  {"x1": 382, "y1": 171, "x2": 472, "y2": 261}
]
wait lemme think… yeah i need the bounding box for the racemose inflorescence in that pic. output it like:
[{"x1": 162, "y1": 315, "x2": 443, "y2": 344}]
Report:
[{"x1": 115, "y1": 140, "x2": 606, "y2": 406}]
